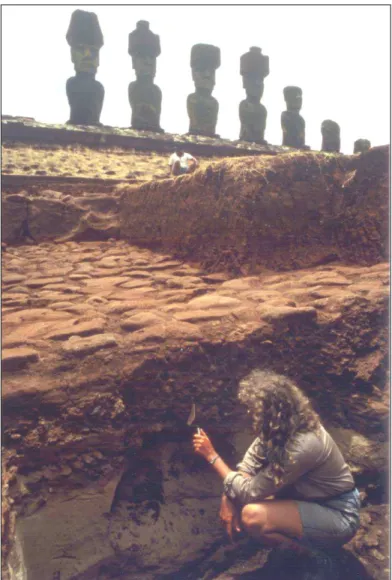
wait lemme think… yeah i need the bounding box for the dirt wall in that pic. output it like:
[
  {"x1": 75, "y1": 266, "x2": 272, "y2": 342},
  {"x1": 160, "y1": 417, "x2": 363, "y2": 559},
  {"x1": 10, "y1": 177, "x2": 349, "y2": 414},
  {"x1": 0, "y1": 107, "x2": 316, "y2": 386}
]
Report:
[{"x1": 120, "y1": 147, "x2": 389, "y2": 274}]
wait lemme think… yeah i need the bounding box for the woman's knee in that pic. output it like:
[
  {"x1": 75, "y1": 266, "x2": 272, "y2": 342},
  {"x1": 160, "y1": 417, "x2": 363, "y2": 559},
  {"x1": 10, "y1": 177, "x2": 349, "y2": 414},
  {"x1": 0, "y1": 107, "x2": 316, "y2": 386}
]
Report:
[{"x1": 241, "y1": 504, "x2": 267, "y2": 532}]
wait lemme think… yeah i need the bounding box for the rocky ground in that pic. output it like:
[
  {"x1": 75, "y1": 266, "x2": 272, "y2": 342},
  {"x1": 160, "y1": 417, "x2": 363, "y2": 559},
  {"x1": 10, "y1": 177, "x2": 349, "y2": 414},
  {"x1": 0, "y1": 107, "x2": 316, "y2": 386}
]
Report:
[
  {"x1": 1, "y1": 141, "x2": 389, "y2": 580},
  {"x1": 2, "y1": 241, "x2": 389, "y2": 580}
]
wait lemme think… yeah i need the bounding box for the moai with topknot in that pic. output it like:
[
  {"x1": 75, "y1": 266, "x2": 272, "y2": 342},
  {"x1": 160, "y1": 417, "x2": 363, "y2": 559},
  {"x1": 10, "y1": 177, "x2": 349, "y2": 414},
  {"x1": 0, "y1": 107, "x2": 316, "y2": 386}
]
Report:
[
  {"x1": 187, "y1": 44, "x2": 221, "y2": 137},
  {"x1": 128, "y1": 21, "x2": 163, "y2": 132},
  {"x1": 66, "y1": 9, "x2": 105, "y2": 126},
  {"x1": 354, "y1": 139, "x2": 371, "y2": 154},
  {"x1": 281, "y1": 86, "x2": 308, "y2": 149},
  {"x1": 239, "y1": 47, "x2": 269, "y2": 144},
  {"x1": 321, "y1": 120, "x2": 340, "y2": 152}
]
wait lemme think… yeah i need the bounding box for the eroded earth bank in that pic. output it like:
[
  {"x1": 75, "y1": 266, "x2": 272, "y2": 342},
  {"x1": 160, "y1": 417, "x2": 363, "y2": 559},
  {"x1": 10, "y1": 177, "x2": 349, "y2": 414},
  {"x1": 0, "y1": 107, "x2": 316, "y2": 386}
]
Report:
[{"x1": 2, "y1": 146, "x2": 389, "y2": 580}]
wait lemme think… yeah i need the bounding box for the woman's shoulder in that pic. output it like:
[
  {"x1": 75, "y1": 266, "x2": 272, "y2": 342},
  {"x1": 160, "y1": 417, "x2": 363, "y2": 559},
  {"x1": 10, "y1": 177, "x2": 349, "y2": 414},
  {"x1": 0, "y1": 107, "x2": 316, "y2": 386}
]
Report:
[{"x1": 289, "y1": 426, "x2": 327, "y2": 458}]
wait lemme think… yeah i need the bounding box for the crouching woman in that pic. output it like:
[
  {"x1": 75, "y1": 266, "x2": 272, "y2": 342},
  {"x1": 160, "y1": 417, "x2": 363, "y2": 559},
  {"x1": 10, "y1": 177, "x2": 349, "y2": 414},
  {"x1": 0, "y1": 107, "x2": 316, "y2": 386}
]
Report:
[{"x1": 192, "y1": 370, "x2": 361, "y2": 558}]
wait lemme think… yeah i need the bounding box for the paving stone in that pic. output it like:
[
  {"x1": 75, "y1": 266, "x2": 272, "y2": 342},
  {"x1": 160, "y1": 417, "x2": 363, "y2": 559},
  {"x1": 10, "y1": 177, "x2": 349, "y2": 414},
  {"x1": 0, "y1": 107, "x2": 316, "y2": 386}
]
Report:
[
  {"x1": 89, "y1": 269, "x2": 126, "y2": 278},
  {"x1": 368, "y1": 262, "x2": 389, "y2": 272},
  {"x1": 85, "y1": 296, "x2": 109, "y2": 305},
  {"x1": 107, "y1": 288, "x2": 156, "y2": 300},
  {"x1": 240, "y1": 290, "x2": 281, "y2": 302},
  {"x1": 69, "y1": 274, "x2": 92, "y2": 281},
  {"x1": 174, "y1": 309, "x2": 227, "y2": 323},
  {"x1": 75, "y1": 263, "x2": 94, "y2": 272},
  {"x1": 160, "y1": 304, "x2": 184, "y2": 313},
  {"x1": 105, "y1": 300, "x2": 157, "y2": 314},
  {"x1": 46, "y1": 319, "x2": 106, "y2": 341},
  {"x1": 2, "y1": 295, "x2": 30, "y2": 307},
  {"x1": 118, "y1": 280, "x2": 153, "y2": 290},
  {"x1": 221, "y1": 277, "x2": 259, "y2": 290},
  {"x1": 2, "y1": 347, "x2": 40, "y2": 371},
  {"x1": 51, "y1": 301, "x2": 77, "y2": 310},
  {"x1": 3, "y1": 308, "x2": 73, "y2": 325},
  {"x1": 258, "y1": 305, "x2": 318, "y2": 324},
  {"x1": 172, "y1": 267, "x2": 203, "y2": 277},
  {"x1": 127, "y1": 270, "x2": 152, "y2": 279},
  {"x1": 156, "y1": 289, "x2": 200, "y2": 303},
  {"x1": 82, "y1": 277, "x2": 131, "y2": 290},
  {"x1": 62, "y1": 334, "x2": 118, "y2": 356},
  {"x1": 42, "y1": 284, "x2": 86, "y2": 294},
  {"x1": 58, "y1": 305, "x2": 100, "y2": 317},
  {"x1": 3, "y1": 274, "x2": 27, "y2": 285},
  {"x1": 40, "y1": 268, "x2": 73, "y2": 277},
  {"x1": 25, "y1": 277, "x2": 65, "y2": 288},
  {"x1": 4, "y1": 321, "x2": 61, "y2": 346},
  {"x1": 126, "y1": 321, "x2": 202, "y2": 345},
  {"x1": 121, "y1": 312, "x2": 165, "y2": 331},
  {"x1": 187, "y1": 294, "x2": 242, "y2": 310},
  {"x1": 95, "y1": 258, "x2": 121, "y2": 268},
  {"x1": 144, "y1": 261, "x2": 182, "y2": 271},
  {"x1": 34, "y1": 292, "x2": 79, "y2": 303},
  {"x1": 201, "y1": 273, "x2": 230, "y2": 283},
  {"x1": 163, "y1": 277, "x2": 203, "y2": 289},
  {"x1": 6, "y1": 285, "x2": 29, "y2": 294},
  {"x1": 298, "y1": 274, "x2": 352, "y2": 287}
]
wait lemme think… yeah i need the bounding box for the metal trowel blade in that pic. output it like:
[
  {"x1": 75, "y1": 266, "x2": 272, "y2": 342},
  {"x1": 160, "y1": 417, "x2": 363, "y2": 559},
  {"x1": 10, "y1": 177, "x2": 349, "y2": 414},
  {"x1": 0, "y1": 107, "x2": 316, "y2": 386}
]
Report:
[{"x1": 187, "y1": 402, "x2": 196, "y2": 426}]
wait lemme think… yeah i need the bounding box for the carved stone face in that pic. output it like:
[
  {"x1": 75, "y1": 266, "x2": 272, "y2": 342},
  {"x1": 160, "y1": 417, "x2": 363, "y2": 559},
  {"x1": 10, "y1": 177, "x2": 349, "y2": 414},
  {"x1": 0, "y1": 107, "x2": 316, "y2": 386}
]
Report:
[
  {"x1": 71, "y1": 45, "x2": 100, "y2": 73},
  {"x1": 243, "y1": 76, "x2": 264, "y2": 101},
  {"x1": 192, "y1": 69, "x2": 215, "y2": 92},
  {"x1": 286, "y1": 91, "x2": 302, "y2": 112},
  {"x1": 133, "y1": 55, "x2": 156, "y2": 80}
]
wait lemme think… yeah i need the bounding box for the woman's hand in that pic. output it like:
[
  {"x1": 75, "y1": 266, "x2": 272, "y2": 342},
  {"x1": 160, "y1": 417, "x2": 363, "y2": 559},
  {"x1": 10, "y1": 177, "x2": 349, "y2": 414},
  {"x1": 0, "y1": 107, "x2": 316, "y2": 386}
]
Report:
[
  {"x1": 219, "y1": 494, "x2": 241, "y2": 542},
  {"x1": 192, "y1": 428, "x2": 216, "y2": 462}
]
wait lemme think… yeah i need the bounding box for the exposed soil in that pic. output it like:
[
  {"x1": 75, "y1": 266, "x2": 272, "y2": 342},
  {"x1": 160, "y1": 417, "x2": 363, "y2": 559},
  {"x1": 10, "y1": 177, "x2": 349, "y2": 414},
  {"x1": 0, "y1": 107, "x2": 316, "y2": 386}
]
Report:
[{"x1": 1, "y1": 139, "x2": 389, "y2": 580}]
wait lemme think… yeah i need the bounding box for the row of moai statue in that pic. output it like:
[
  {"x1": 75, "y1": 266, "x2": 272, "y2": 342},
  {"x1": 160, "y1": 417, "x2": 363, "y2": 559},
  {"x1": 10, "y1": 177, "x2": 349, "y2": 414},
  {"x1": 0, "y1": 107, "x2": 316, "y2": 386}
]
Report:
[{"x1": 65, "y1": 10, "x2": 372, "y2": 154}]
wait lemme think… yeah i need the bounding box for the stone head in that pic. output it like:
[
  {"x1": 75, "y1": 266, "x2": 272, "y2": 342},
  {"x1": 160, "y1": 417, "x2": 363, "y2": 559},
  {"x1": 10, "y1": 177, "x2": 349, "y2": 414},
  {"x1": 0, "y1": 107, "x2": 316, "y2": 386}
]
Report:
[
  {"x1": 240, "y1": 47, "x2": 269, "y2": 102},
  {"x1": 354, "y1": 139, "x2": 371, "y2": 154},
  {"x1": 128, "y1": 20, "x2": 160, "y2": 80},
  {"x1": 66, "y1": 9, "x2": 104, "y2": 74},
  {"x1": 321, "y1": 120, "x2": 340, "y2": 138},
  {"x1": 243, "y1": 77, "x2": 264, "y2": 101},
  {"x1": 190, "y1": 44, "x2": 220, "y2": 93},
  {"x1": 284, "y1": 86, "x2": 302, "y2": 112},
  {"x1": 132, "y1": 55, "x2": 157, "y2": 80}
]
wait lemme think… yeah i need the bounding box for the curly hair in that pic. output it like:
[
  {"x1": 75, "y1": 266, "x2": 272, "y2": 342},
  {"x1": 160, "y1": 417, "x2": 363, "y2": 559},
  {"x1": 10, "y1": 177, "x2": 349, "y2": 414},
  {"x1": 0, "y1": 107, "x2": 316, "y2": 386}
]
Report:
[{"x1": 238, "y1": 369, "x2": 321, "y2": 487}]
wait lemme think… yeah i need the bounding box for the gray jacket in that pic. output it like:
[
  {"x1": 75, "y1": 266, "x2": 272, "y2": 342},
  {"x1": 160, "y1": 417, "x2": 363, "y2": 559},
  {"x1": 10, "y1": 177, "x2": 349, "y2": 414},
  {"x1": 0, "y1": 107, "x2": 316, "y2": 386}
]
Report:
[{"x1": 223, "y1": 425, "x2": 354, "y2": 505}]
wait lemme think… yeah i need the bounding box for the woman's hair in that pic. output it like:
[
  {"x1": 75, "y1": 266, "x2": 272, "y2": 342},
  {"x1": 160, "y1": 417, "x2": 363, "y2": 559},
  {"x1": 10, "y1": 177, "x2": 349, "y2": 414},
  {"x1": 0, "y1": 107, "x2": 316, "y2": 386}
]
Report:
[{"x1": 238, "y1": 369, "x2": 321, "y2": 487}]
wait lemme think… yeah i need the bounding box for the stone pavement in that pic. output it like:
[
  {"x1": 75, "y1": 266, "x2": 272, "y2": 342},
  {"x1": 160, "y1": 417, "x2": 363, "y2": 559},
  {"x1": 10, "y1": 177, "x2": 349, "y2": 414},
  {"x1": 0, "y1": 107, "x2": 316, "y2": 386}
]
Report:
[{"x1": 2, "y1": 239, "x2": 389, "y2": 401}]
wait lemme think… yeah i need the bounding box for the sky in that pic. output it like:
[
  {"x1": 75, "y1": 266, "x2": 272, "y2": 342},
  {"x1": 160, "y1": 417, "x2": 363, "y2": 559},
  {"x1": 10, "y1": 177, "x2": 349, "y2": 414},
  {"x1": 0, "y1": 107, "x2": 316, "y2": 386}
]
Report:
[{"x1": 2, "y1": 4, "x2": 390, "y2": 154}]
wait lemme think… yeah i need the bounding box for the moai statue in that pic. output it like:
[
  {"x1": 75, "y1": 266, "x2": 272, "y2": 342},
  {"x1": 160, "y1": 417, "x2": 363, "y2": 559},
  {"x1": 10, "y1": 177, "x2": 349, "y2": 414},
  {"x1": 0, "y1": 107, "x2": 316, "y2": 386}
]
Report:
[
  {"x1": 321, "y1": 120, "x2": 340, "y2": 152},
  {"x1": 281, "y1": 86, "x2": 309, "y2": 149},
  {"x1": 239, "y1": 47, "x2": 269, "y2": 144},
  {"x1": 128, "y1": 21, "x2": 163, "y2": 133},
  {"x1": 354, "y1": 139, "x2": 371, "y2": 154},
  {"x1": 187, "y1": 44, "x2": 221, "y2": 137},
  {"x1": 66, "y1": 10, "x2": 104, "y2": 126}
]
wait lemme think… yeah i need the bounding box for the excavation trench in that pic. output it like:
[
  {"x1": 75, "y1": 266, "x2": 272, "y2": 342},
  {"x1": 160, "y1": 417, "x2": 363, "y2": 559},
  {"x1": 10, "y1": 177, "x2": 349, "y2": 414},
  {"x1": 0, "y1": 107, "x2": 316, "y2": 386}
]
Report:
[
  {"x1": 3, "y1": 313, "x2": 389, "y2": 580},
  {"x1": 2, "y1": 145, "x2": 389, "y2": 580}
]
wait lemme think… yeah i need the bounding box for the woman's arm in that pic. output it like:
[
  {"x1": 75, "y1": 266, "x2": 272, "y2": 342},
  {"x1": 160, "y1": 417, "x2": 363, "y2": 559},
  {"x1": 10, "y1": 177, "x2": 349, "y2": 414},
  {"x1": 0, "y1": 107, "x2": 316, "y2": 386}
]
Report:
[{"x1": 193, "y1": 429, "x2": 233, "y2": 479}]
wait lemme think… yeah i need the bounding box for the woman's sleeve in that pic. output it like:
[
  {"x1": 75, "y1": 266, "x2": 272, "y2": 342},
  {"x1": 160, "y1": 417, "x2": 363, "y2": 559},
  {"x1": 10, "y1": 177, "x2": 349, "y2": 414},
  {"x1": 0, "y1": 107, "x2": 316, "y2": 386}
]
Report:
[
  {"x1": 236, "y1": 437, "x2": 263, "y2": 475},
  {"x1": 223, "y1": 433, "x2": 323, "y2": 504}
]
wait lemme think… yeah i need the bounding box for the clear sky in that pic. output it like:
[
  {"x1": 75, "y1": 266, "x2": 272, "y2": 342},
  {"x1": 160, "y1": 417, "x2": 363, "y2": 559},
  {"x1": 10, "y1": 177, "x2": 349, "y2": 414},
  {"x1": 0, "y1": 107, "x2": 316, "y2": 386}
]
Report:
[{"x1": 2, "y1": 4, "x2": 390, "y2": 154}]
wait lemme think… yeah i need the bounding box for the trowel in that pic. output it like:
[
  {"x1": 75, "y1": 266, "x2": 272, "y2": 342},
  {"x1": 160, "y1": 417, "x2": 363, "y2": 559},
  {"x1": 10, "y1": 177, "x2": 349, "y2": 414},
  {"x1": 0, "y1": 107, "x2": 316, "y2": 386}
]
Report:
[{"x1": 187, "y1": 402, "x2": 201, "y2": 434}]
